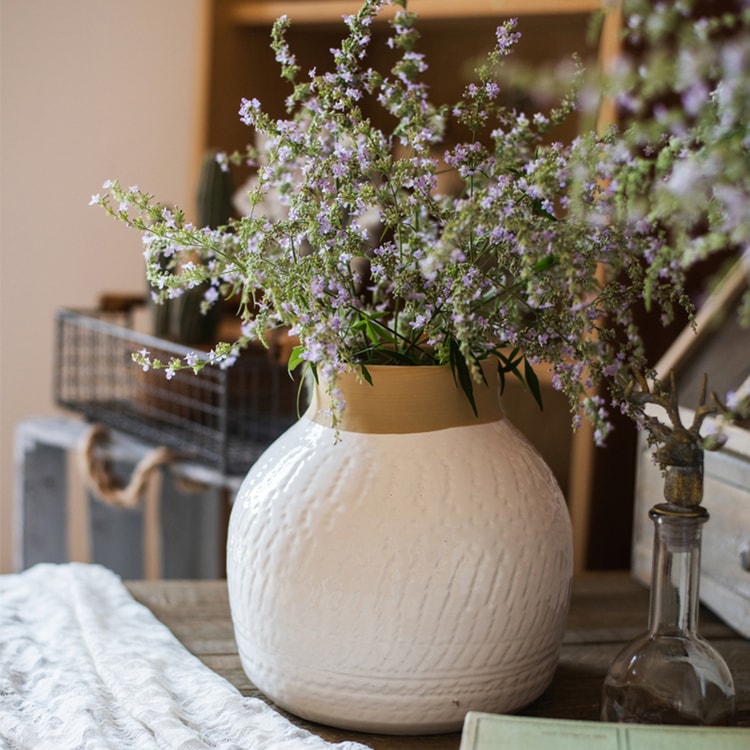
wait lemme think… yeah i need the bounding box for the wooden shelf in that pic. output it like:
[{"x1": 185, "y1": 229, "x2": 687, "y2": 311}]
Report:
[
  {"x1": 229, "y1": 0, "x2": 609, "y2": 26},
  {"x1": 198, "y1": 0, "x2": 624, "y2": 571}
]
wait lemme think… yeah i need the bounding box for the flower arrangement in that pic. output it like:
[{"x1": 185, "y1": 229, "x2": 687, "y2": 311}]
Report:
[{"x1": 93, "y1": 0, "x2": 750, "y2": 439}]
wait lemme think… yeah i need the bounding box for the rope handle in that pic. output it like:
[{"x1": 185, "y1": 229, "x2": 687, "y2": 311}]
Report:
[{"x1": 77, "y1": 424, "x2": 173, "y2": 509}]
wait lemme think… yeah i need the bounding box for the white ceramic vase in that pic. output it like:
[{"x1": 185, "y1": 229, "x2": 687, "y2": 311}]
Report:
[{"x1": 226, "y1": 363, "x2": 573, "y2": 734}]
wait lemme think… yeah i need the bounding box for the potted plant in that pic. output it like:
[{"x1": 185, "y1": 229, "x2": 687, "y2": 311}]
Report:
[{"x1": 92, "y1": 0, "x2": 749, "y2": 734}]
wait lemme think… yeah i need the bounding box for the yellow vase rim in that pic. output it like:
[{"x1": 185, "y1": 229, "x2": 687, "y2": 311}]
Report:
[{"x1": 304, "y1": 360, "x2": 504, "y2": 434}]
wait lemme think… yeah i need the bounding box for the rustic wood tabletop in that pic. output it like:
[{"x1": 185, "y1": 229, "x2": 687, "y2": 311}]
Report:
[{"x1": 126, "y1": 572, "x2": 750, "y2": 749}]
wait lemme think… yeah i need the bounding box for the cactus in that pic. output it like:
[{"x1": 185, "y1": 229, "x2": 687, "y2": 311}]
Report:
[
  {"x1": 196, "y1": 149, "x2": 234, "y2": 229},
  {"x1": 152, "y1": 151, "x2": 235, "y2": 343}
]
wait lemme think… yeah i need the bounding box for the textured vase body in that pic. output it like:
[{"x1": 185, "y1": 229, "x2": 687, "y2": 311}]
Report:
[{"x1": 226, "y1": 364, "x2": 573, "y2": 734}]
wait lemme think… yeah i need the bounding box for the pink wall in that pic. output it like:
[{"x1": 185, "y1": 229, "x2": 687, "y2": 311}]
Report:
[{"x1": 0, "y1": 0, "x2": 206, "y2": 571}]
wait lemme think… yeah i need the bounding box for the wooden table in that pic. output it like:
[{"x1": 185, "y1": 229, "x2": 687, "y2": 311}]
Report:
[{"x1": 126, "y1": 573, "x2": 750, "y2": 748}]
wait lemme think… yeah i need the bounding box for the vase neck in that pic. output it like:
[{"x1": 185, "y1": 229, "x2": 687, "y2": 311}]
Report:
[
  {"x1": 647, "y1": 506, "x2": 707, "y2": 638},
  {"x1": 305, "y1": 361, "x2": 504, "y2": 434}
]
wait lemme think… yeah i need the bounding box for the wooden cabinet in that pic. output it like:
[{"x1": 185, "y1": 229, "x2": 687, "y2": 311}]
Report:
[
  {"x1": 199, "y1": 0, "x2": 621, "y2": 169},
  {"x1": 196, "y1": 0, "x2": 623, "y2": 571}
]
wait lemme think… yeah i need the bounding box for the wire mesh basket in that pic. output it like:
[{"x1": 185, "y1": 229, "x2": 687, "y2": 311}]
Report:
[{"x1": 55, "y1": 308, "x2": 305, "y2": 476}]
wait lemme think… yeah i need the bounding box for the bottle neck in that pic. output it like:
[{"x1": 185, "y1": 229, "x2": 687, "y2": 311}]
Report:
[{"x1": 648, "y1": 506, "x2": 707, "y2": 637}]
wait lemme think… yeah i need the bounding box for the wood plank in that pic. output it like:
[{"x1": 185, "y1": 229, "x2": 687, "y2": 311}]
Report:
[
  {"x1": 229, "y1": 0, "x2": 607, "y2": 26},
  {"x1": 127, "y1": 572, "x2": 750, "y2": 740}
]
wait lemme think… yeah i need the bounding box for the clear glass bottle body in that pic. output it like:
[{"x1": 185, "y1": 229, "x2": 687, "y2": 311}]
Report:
[{"x1": 601, "y1": 506, "x2": 735, "y2": 725}]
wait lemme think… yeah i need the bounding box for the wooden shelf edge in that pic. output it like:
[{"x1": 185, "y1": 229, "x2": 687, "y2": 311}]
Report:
[
  {"x1": 654, "y1": 261, "x2": 749, "y2": 383},
  {"x1": 230, "y1": 0, "x2": 609, "y2": 27}
]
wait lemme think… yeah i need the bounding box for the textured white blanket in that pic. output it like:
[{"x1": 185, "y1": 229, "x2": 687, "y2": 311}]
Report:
[{"x1": 0, "y1": 563, "x2": 370, "y2": 750}]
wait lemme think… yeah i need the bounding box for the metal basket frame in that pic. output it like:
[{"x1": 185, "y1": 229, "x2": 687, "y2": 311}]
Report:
[{"x1": 55, "y1": 308, "x2": 303, "y2": 476}]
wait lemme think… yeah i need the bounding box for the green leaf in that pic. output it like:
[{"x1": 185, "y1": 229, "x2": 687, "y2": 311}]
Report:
[
  {"x1": 498, "y1": 362, "x2": 506, "y2": 394},
  {"x1": 449, "y1": 337, "x2": 478, "y2": 417},
  {"x1": 362, "y1": 346, "x2": 421, "y2": 366},
  {"x1": 524, "y1": 358, "x2": 544, "y2": 411},
  {"x1": 360, "y1": 363, "x2": 373, "y2": 386},
  {"x1": 533, "y1": 255, "x2": 557, "y2": 272},
  {"x1": 287, "y1": 344, "x2": 306, "y2": 376},
  {"x1": 364, "y1": 318, "x2": 384, "y2": 345},
  {"x1": 294, "y1": 370, "x2": 308, "y2": 420},
  {"x1": 355, "y1": 311, "x2": 396, "y2": 347},
  {"x1": 496, "y1": 347, "x2": 523, "y2": 373},
  {"x1": 492, "y1": 351, "x2": 543, "y2": 410},
  {"x1": 530, "y1": 198, "x2": 559, "y2": 222},
  {"x1": 495, "y1": 349, "x2": 523, "y2": 378}
]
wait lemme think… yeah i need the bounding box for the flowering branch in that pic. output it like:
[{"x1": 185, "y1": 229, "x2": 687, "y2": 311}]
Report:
[{"x1": 93, "y1": 0, "x2": 750, "y2": 440}]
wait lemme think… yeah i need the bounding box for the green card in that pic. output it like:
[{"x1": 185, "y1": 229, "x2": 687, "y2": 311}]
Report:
[{"x1": 460, "y1": 713, "x2": 750, "y2": 750}]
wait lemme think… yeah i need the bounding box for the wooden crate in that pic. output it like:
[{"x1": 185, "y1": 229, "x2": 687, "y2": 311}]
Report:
[{"x1": 632, "y1": 262, "x2": 750, "y2": 637}]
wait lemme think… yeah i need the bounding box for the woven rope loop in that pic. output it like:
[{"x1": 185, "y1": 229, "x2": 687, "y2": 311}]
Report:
[{"x1": 77, "y1": 424, "x2": 173, "y2": 509}]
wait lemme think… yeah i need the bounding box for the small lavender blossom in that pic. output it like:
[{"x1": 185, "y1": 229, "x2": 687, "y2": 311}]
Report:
[
  {"x1": 135, "y1": 348, "x2": 152, "y2": 372},
  {"x1": 92, "y1": 0, "x2": 750, "y2": 440}
]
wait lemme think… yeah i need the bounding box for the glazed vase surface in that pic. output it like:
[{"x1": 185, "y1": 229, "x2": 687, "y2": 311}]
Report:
[{"x1": 226, "y1": 364, "x2": 573, "y2": 734}]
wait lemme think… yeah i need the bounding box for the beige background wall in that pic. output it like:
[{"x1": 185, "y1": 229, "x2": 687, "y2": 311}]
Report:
[{"x1": 1, "y1": 0, "x2": 206, "y2": 572}]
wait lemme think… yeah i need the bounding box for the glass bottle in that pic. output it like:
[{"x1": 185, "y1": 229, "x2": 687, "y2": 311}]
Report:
[{"x1": 601, "y1": 503, "x2": 735, "y2": 725}]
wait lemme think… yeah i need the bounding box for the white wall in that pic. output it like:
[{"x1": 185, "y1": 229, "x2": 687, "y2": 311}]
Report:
[{"x1": 1, "y1": 0, "x2": 206, "y2": 572}]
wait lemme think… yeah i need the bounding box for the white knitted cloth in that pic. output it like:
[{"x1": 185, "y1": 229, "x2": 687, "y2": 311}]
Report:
[{"x1": 0, "y1": 563, "x2": 371, "y2": 750}]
